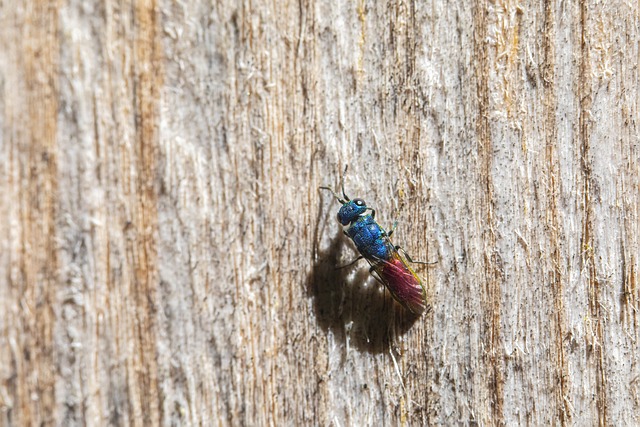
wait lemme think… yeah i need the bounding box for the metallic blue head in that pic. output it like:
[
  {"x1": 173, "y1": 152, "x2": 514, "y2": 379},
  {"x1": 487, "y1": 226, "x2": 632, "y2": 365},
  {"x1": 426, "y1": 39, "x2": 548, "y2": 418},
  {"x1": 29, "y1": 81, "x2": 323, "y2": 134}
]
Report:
[
  {"x1": 337, "y1": 198, "x2": 367, "y2": 225},
  {"x1": 320, "y1": 166, "x2": 369, "y2": 225}
]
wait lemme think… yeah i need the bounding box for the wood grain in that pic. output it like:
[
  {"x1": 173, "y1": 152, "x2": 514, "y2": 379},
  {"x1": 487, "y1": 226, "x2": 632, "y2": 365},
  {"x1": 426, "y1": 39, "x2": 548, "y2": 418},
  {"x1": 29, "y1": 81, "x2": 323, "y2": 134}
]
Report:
[{"x1": 1, "y1": 0, "x2": 639, "y2": 425}]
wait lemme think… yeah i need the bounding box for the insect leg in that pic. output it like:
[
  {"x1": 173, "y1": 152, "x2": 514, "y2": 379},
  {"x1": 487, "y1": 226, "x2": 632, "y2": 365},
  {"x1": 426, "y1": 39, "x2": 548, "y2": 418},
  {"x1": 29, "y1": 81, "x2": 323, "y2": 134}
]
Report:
[
  {"x1": 387, "y1": 221, "x2": 398, "y2": 237},
  {"x1": 336, "y1": 255, "x2": 364, "y2": 269},
  {"x1": 396, "y1": 246, "x2": 438, "y2": 265},
  {"x1": 368, "y1": 266, "x2": 387, "y2": 286},
  {"x1": 365, "y1": 207, "x2": 376, "y2": 219}
]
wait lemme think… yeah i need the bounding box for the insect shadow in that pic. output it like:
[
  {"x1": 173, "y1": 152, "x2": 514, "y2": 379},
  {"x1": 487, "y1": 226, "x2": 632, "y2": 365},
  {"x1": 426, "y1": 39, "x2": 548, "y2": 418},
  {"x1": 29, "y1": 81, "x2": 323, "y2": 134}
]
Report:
[{"x1": 307, "y1": 206, "x2": 422, "y2": 354}]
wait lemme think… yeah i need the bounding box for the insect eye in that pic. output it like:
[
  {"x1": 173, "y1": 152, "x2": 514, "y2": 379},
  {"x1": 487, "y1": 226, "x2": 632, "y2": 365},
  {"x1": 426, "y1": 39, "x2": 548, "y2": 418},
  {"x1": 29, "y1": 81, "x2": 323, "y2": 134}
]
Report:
[{"x1": 354, "y1": 198, "x2": 365, "y2": 206}]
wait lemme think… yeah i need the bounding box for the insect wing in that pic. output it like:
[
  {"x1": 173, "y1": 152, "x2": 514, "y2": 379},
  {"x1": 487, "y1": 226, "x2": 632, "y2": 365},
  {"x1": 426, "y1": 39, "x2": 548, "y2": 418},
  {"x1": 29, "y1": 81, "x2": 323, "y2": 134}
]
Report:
[{"x1": 370, "y1": 252, "x2": 427, "y2": 315}]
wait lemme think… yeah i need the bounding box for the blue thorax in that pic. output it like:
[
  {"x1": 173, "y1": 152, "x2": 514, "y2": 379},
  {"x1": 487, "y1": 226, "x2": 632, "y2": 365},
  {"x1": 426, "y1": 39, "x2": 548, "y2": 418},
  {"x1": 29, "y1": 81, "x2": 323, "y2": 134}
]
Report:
[{"x1": 346, "y1": 215, "x2": 391, "y2": 260}]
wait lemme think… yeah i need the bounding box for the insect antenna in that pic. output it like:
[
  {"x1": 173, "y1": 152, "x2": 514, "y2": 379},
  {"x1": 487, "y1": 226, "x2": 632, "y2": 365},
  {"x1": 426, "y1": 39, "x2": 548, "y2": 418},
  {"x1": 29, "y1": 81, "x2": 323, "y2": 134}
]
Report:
[
  {"x1": 339, "y1": 165, "x2": 350, "y2": 201},
  {"x1": 319, "y1": 186, "x2": 346, "y2": 204},
  {"x1": 319, "y1": 164, "x2": 352, "y2": 204}
]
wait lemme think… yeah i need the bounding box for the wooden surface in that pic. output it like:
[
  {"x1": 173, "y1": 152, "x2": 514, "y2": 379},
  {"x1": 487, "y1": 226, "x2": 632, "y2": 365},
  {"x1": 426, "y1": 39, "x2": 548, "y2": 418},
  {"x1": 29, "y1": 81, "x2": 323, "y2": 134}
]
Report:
[{"x1": 1, "y1": 0, "x2": 639, "y2": 425}]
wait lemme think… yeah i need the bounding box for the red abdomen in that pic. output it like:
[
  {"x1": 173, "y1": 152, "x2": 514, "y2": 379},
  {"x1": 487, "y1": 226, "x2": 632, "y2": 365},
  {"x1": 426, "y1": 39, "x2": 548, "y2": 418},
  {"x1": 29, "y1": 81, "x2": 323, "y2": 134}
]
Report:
[{"x1": 377, "y1": 255, "x2": 426, "y2": 315}]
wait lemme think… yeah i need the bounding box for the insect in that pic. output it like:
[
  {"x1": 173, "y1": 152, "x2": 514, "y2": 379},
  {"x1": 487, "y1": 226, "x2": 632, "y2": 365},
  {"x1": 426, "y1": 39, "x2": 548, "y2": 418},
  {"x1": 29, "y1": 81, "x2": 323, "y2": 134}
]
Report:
[{"x1": 320, "y1": 168, "x2": 430, "y2": 315}]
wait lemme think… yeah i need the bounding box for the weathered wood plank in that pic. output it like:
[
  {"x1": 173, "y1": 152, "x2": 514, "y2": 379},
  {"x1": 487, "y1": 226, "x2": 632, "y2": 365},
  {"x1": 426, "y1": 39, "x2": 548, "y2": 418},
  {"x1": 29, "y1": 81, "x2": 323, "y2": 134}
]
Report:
[{"x1": 1, "y1": 0, "x2": 639, "y2": 425}]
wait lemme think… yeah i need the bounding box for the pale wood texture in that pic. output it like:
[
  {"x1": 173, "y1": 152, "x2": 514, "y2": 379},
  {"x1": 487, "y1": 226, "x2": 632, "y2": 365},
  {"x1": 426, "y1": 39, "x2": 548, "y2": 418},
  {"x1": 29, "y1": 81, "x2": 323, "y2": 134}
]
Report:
[{"x1": 1, "y1": 0, "x2": 639, "y2": 425}]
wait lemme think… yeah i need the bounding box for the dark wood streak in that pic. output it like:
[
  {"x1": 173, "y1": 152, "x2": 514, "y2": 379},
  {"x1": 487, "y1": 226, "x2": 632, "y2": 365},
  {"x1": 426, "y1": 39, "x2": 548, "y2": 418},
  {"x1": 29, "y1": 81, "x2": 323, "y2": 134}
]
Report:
[
  {"x1": 542, "y1": 0, "x2": 571, "y2": 424},
  {"x1": 473, "y1": 0, "x2": 505, "y2": 424}
]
